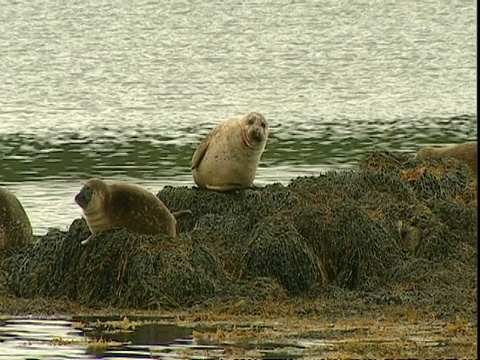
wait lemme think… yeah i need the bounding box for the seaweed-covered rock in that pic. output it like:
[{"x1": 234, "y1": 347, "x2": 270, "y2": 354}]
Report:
[
  {"x1": 456, "y1": 180, "x2": 477, "y2": 207},
  {"x1": 8, "y1": 228, "x2": 65, "y2": 297},
  {"x1": 291, "y1": 198, "x2": 401, "y2": 291},
  {"x1": 359, "y1": 150, "x2": 473, "y2": 201},
  {"x1": 190, "y1": 213, "x2": 251, "y2": 275},
  {"x1": 158, "y1": 183, "x2": 300, "y2": 233},
  {"x1": 241, "y1": 214, "x2": 320, "y2": 295},
  {"x1": 0, "y1": 150, "x2": 476, "y2": 318},
  {"x1": 358, "y1": 150, "x2": 416, "y2": 173},
  {"x1": 289, "y1": 170, "x2": 416, "y2": 205},
  {"x1": 9, "y1": 219, "x2": 226, "y2": 309},
  {"x1": 411, "y1": 213, "x2": 463, "y2": 261},
  {"x1": 429, "y1": 199, "x2": 477, "y2": 246},
  {"x1": 383, "y1": 257, "x2": 477, "y2": 315}
]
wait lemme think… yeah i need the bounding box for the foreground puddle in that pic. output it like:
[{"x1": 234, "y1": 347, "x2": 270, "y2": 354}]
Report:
[
  {"x1": 0, "y1": 317, "x2": 474, "y2": 359},
  {"x1": 0, "y1": 318, "x2": 86, "y2": 359},
  {"x1": 0, "y1": 318, "x2": 300, "y2": 359}
]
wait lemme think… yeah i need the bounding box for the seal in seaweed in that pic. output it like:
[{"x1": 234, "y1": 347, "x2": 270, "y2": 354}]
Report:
[
  {"x1": 0, "y1": 187, "x2": 33, "y2": 249},
  {"x1": 191, "y1": 112, "x2": 269, "y2": 191},
  {"x1": 74, "y1": 178, "x2": 179, "y2": 245},
  {"x1": 416, "y1": 142, "x2": 477, "y2": 177}
]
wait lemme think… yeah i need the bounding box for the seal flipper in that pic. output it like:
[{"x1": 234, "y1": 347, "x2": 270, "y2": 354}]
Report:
[
  {"x1": 205, "y1": 183, "x2": 246, "y2": 192},
  {"x1": 191, "y1": 138, "x2": 210, "y2": 170},
  {"x1": 172, "y1": 209, "x2": 193, "y2": 218},
  {"x1": 191, "y1": 127, "x2": 221, "y2": 170},
  {"x1": 81, "y1": 232, "x2": 96, "y2": 246}
]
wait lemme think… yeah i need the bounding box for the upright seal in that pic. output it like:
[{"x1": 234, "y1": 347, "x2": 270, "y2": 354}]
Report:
[
  {"x1": 75, "y1": 178, "x2": 177, "y2": 245},
  {"x1": 191, "y1": 112, "x2": 269, "y2": 191},
  {"x1": 0, "y1": 187, "x2": 34, "y2": 249}
]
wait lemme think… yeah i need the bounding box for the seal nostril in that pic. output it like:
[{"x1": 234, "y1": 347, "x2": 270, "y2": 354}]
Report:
[{"x1": 251, "y1": 129, "x2": 262, "y2": 141}]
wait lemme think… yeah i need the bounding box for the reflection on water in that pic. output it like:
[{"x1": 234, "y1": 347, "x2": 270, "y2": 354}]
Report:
[
  {"x1": 0, "y1": 318, "x2": 216, "y2": 360},
  {"x1": 0, "y1": 319, "x2": 86, "y2": 360},
  {"x1": 0, "y1": 318, "x2": 468, "y2": 359},
  {"x1": 0, "y1": 318, "x2": 300, "y2": 360}
]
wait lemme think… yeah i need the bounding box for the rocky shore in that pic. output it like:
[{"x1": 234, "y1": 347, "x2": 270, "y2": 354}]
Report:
[{"x1": 0, "y1": 151, "x2": 477, "y2": 358}]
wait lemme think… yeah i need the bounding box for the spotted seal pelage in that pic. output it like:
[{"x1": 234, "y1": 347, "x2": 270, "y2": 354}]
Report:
[
  {"x1": 191, "y1": 112, "x2": 269, "y2": 191},
  {"x1": 75, "y1": 178, "x2": 179, "y2": 245}
]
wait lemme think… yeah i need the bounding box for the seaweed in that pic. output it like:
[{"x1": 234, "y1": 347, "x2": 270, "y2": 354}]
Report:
[{"x1": 0, "y1": 151, "x2": 476, "y2": 320}]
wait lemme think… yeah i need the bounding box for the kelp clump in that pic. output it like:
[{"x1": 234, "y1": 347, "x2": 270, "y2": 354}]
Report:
[
  {"x1": 7, "y1": 219, "x2": 225, "y2": 309},
  {"x1": 241, "y1": 213, "x2": 320, "y2": 295},
  {"x1": 0, "y1": 151, "x2": 476, "y2": 318}
]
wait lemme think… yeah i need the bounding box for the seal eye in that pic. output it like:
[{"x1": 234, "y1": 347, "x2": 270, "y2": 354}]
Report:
[{"x1": 248, "y1": 118, "x2": 255, "y2": 125}]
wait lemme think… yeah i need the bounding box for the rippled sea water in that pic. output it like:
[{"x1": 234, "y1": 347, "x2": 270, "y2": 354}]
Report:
[{"x1": 0, "y1": 0, "x2": 476, "y2": 237}]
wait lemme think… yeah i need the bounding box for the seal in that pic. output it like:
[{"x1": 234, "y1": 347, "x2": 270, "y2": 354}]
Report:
[
  {"x1": 0, "y1": 187, "x2": 34, "y2": 249},
  {"x1": 191, "y1": 112, "x2": 269, "y2": 191},
  {"x1": 74, "y1": 178, "x2": 178, "y2": 245},
  {"x1": 416, "y1": 141, "x2": 477, "y2": 177}
]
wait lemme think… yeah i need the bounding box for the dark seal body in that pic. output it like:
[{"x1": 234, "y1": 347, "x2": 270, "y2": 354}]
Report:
[
  {"x1": 0, "y1": 187, "x2": 33, "y2": 249},
  {"x1": 75, "y1": 178, "x2": 177, "y2": 245}
]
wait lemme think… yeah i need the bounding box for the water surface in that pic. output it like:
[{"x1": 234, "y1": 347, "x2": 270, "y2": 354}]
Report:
[{"x1": 0, "y1": 317, "x2": 472, "y2": 359}]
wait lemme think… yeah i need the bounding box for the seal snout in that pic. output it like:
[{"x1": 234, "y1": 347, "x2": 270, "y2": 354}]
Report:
[
  {"x1": 75, "y1": 186, "x2": 93, "y2": 210},
  {"x1": 250, "y1": 128, "x2": 264, "y2": 142},
  {"x1": 74, "y1": 192, "x2": 87, "y2": 209}
]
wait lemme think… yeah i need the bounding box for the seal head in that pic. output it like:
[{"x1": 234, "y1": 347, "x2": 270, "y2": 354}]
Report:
[
  {"x1": 75, "y1": 183, "x2": 93, "y2": 210},
  {"x1": 241, "y1": 112, "x2": 268, "y2": 150},
  {"x1": 75, "y1": 178, "x2": 107, "y2": 216}
]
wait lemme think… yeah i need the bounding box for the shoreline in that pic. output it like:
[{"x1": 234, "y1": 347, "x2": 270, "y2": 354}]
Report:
[
  {"x1": 0, "y1": 296, "x2": 477, "y2": 358},
  {"x1": 0, "y1": 150, "x2": 477, "y2": 358}
]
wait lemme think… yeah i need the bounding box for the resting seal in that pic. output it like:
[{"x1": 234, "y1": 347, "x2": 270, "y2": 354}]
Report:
[
  {"x1": 416, "y1": 141, "x2": 477, "y2": 177},
  {"x1": 0, "y1": 187, "x2": 33, "y2": 249},
  {"x1": 75, "y1": 178, "x2": 178, "y2": 245},
  {"x1": 191, "y1": 112, "x2": 269, "y2": 191}
]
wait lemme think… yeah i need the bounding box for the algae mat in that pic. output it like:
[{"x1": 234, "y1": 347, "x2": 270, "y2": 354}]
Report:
[{"x1": 0, "y1": 151, "x2": 477, "y2": 358}]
